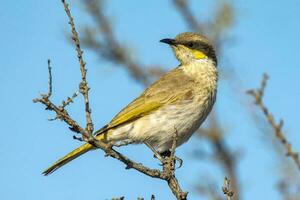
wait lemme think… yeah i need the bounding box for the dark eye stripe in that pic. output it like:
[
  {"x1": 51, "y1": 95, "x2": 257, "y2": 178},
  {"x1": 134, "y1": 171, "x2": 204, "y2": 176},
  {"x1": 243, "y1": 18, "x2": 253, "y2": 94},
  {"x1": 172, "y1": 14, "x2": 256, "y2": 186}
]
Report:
[
  {"x1": 184, "y1": 41, "x2": 218, "y2": 64},
  {"x1": 182, "y1": 41, "x2": 209, "y2": 49},
  {"x1": 178, "y1": 40, "x2": 217, "y2": 64}
]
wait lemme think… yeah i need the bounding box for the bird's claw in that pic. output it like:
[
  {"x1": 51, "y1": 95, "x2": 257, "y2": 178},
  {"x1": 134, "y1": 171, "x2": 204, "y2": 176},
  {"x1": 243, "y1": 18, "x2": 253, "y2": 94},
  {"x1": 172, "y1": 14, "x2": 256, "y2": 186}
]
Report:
[
  {"x1": 174, "y1": 156, "x2": 183, "y2": 168},
  {"x1": 157, "y1": 151, "x2": 183, "y2": 168}
]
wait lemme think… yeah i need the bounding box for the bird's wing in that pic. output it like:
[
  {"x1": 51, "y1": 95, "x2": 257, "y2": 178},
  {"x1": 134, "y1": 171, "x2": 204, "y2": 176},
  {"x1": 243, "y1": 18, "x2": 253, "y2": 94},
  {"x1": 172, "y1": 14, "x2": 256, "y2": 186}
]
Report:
[{"x1": 106, "y1": 67, "x2": 195, "y2": 129}]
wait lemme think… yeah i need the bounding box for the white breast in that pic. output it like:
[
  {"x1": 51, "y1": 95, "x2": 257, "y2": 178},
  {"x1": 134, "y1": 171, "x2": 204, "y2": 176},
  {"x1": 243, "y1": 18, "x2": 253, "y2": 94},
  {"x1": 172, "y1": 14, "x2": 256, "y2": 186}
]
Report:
[
  {"x1": 128, "y1": 90, "x2": 216, "y2": 152},
  {"x1": 108, "y1": 58, "x2": 218, "y2": 152}
]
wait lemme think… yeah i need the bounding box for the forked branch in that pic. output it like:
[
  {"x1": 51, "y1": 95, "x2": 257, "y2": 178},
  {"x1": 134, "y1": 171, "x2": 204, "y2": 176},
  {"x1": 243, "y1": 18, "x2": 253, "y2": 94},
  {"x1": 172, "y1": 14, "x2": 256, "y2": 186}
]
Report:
[{"x1": 247, "y1": 74, "x2": 300, "y2": 169}]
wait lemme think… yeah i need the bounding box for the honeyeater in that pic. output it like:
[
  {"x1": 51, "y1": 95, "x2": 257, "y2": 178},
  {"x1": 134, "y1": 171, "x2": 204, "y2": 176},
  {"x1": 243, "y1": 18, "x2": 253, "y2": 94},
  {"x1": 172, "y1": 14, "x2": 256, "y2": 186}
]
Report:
[{"x1": 43, "y1": 32, "x2": 218, "y2": 175}]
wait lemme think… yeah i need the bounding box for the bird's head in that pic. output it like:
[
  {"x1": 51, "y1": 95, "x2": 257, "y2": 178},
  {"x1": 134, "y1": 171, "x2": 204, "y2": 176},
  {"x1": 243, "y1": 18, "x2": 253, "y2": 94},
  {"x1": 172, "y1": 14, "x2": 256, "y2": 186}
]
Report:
[{"x1": 160, "y1": 32, "x2": 217, "y2": 65}]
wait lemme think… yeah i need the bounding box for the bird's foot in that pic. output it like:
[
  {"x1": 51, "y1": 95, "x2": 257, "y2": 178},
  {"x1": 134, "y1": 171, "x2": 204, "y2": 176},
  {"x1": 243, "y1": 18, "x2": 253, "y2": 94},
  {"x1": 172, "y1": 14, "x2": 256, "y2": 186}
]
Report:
[
  {"x1": 174, "y1": 156, "x2": 183, "y2": 168},
  {"x1": 144, "y1": 143, "x2": 184, "y2": 168},
  {"x1": 158, "y1": 150, "x2": 183, "y2": 168}
]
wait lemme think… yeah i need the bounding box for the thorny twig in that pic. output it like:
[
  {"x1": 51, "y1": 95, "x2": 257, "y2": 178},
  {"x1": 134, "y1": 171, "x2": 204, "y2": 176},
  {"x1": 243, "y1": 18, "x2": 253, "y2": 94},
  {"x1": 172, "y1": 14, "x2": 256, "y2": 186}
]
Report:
[
  {"x1": 247, "y1": 74, "x2": 300, "y2": 169},
  {"x1": 163, "y1": 130, "x2": 188, "y2": 200},
  {"x1": 62, "y1": 0, "x2": 94, "y2": 136},
  {"x1": 34, "y1": 1, "x2": 187, "y2": 199},
  {"x1": 60, "y1": 91, "x2": 79, "y2": 108},
  {"x1": 222, "y1": 177, "x2": 234, "y2": 200},
  {"x1": 46, "y1": 59, "x2": 52, "y2": 98}
]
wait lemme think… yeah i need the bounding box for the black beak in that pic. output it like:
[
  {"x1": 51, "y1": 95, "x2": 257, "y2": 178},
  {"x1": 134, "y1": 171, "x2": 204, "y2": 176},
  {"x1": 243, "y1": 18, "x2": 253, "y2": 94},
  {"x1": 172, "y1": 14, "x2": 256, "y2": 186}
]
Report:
[{"x1": 160, "y1": 38, "x2": 176, "y2": 45}]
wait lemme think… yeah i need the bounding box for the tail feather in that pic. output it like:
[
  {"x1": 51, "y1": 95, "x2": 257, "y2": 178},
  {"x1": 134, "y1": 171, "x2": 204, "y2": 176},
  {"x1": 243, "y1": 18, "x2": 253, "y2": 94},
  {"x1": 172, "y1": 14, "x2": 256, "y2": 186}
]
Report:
[
  {"x1": 43, "y1": 133, "x2": 106, "y2": 176},
  {"x1": 42, "y1": 143, "x2": 93, "y2": 175}
]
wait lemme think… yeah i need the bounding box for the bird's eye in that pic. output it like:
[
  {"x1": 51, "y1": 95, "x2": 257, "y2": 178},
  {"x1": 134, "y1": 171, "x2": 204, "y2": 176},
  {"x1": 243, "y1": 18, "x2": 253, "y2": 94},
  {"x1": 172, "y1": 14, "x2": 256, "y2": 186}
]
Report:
[{"x1": 187, "y1": 42, "x2": 194, "y2": 48}]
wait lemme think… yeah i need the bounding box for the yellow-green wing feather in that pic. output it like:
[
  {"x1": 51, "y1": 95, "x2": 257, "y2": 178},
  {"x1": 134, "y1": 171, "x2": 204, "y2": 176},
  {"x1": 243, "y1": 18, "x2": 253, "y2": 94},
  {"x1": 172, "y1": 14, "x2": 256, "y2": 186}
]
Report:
[
  {"x1": 106, "y1": 67, "x2": 195, "y2": 130},
  {"x1": 109, "y1": 100, "x2": 161, "y2": 128}
]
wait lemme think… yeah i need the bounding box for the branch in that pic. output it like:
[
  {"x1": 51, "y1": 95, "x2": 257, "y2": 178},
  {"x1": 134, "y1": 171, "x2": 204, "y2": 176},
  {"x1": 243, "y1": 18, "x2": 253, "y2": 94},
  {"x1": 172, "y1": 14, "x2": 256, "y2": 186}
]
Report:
[
  {"x1": 46, "y1": 59, "x2": 52, "y2": 97},
  {"x1": 62, "y1": 0, "x2": 94, "y2": 135},
  {"x1": 222, "y1": 177, "x2": 234, "y2": 200},
  {"x1": 111, "y1": 197, "x2": 124, "y2": 200},
  {"x1": 163, "y1": 130, "x2": 188, "y2": 199},
  {"x1": 35, "y1": 84, "x2": 186, "y2": 198},
  {"x1": 247, "y1": 74, "x2": 300, "y2": 169},
  {"x1": 34, "y1": 1, "x2": 187, "y2": 199},
  {"x1": 61, "y1": 91, "x2": 79, "y2": 108}
]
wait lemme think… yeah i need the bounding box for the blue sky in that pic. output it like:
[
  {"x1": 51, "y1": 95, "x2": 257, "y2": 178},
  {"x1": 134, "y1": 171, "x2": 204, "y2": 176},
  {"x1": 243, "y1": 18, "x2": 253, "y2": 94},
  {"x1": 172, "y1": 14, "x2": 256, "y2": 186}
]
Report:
[{"x1": 1, "y1": 0, "x2": 300, "y2": 199}]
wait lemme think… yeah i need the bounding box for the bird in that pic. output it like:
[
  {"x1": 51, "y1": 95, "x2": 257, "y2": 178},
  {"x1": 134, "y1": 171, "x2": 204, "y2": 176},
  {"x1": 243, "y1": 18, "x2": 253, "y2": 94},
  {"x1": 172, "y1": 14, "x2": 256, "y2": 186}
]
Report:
[{"x1": 43, "y1": 32, "x2": 218, "y2": 175}]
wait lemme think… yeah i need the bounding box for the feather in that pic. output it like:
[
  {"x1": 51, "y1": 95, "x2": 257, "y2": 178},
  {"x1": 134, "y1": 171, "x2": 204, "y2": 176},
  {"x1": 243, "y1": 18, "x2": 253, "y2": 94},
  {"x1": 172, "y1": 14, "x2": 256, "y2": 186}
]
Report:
[{"x1": 107, "y1": 67, "x2": 195, "y2": 129}]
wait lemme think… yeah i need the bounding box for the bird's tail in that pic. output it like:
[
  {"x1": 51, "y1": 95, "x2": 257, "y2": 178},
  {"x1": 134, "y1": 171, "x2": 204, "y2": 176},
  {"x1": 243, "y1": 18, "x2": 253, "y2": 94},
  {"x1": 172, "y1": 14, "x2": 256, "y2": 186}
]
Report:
[{"x1": 42, "y1": 133, "x2": 106, "y2": 176}]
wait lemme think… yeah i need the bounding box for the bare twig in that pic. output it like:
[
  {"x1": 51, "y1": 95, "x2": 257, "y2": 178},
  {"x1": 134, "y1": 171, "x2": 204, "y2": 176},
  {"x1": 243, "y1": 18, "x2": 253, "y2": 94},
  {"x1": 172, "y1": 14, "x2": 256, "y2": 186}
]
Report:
[
  {"x1": 62, "y1": 0, "x2": 94, "y2": 135},
  {"x1": 222, "y1": 177, "x2": 234, "y2": 200},
  {"x1": 162, "y1": 130, "x2": 188, "y2": 200},
  {"x1": 247, "y1": 74, "x2": 300, "y2": 169},
  {"x1": 111, "y1": 197, "x2": 124, "y2": 200},
  {"x1": 112, "y1": 195, "x2": 155, "y2": 200},
  {"x1": 60, "y1": 91, "x2": 79, "y2": 108},
  {"x1": 46, "y1": 59, "x2": 52, "y2": 98}
]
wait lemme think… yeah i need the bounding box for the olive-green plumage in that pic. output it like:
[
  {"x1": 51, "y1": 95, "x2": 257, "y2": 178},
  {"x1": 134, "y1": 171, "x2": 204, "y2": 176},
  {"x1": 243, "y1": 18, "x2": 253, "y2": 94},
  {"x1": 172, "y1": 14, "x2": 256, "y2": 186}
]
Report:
[
  {"x1": 109, "y1": 67, "x2": 196, "y2": 128},
  {"x1": 43, "y1": 32, "x2": 218, "y2": 175}
]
